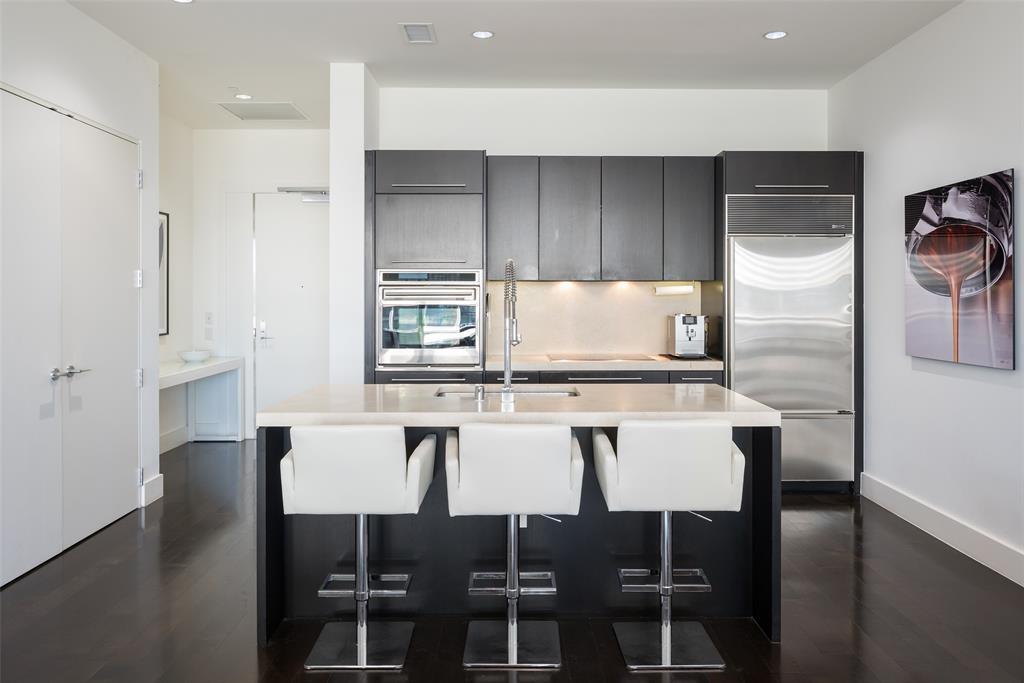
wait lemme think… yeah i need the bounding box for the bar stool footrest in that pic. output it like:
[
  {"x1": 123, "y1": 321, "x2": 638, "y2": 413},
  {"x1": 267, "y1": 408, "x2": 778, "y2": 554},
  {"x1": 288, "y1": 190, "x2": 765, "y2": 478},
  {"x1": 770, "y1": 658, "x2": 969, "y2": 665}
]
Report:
[
  {"x1": 617, "y1": 568, "x2": 711, "y2": 593},
  {"x1": 468, "y1": 571, "x2": 557, "y2": 596},
  {"x1": 318, "y1": 572, "x2": 411, "y2": 599}
]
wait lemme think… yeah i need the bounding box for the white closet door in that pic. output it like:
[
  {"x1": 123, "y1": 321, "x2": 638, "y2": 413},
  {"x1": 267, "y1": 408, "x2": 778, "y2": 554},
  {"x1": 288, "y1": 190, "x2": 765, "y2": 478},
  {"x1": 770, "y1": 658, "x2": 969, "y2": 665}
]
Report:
[
  {"x1": 0, "y1": 93, "x2": 64, "y2": 584},
  {"x1": 254, "y1": 193, "x2": 329, "y2": 412},
  {"x1": 59, "y1": 116, "x2": 140, "y2": 548}
]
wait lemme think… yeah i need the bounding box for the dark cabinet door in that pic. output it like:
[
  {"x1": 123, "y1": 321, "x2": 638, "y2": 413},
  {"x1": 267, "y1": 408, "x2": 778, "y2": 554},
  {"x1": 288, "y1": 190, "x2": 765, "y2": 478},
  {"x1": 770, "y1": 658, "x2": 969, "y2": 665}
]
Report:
[
  {"x1": 538, "y1": 157, "x2": 601, "y2": 280},
  {"x1": 601, "y1": 157, "x2": 664, "y2": 281},
  {"x1": 375, "y1": 371, "x2": 484, "y2": 384},
  {"x1": 538, "y1": 371, "x2": 669, "y2": 384},
  {"x1": 664, "y1": 157, "x2": 716, "y2": 281},
  {"x1": 669, "y1": 370, "x2": 724, "y2": 385},
  {"x1": 483, "y1": 371, "x2": 539, "y2": 384},
  {"x1": 722, "y1": 151, "x2": 858, "y2": 195},
  {"x1": 487, "y1": 156, "x2": 539, "y2": 280},
  {"x1": 375, "y1": 150, "x2": 484, "y2": 194},
  {"x1": 375, "y1": 194, "x2": 483, "y2": 268}
]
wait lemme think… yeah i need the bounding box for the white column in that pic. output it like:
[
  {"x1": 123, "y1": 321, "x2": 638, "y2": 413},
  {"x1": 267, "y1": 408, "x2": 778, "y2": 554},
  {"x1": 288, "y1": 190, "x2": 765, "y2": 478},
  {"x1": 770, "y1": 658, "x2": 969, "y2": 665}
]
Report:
[{"x1": 329, "y1": 63, "x2": 378, "y2": 384}]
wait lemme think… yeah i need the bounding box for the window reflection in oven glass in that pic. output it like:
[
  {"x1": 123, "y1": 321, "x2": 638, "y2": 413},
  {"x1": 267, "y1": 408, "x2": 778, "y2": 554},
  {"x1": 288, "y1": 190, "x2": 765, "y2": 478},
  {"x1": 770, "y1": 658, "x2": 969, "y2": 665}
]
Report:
[{"x1": 381, "y1": 305, "x2": 477, "y2": 349}]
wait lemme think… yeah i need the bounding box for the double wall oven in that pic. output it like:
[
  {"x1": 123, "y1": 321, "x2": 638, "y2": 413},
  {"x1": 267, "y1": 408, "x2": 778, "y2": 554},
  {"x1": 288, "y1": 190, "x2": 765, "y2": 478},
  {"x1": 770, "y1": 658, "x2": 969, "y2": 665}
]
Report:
[{"x1": 375, "y1": 270, "x2": 483, "y2": 369}]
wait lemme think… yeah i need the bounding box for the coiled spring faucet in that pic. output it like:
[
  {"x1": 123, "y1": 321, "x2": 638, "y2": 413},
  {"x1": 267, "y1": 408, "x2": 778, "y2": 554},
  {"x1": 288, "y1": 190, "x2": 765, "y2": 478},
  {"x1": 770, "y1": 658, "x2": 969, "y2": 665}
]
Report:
[{"x1": 502, "y1": 259, "x2": 522, "y2": 402}]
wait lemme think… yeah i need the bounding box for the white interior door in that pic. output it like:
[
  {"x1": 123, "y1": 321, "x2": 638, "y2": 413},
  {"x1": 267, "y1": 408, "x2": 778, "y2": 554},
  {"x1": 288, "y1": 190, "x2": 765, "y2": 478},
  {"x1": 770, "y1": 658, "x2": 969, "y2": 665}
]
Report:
[
  {"x1": 59, "y1": 115, "x2": 140, "y2": 548},
  {"x1": 1, "y1": 92, "x2": 64, "y2": 584},
  {"x1": 254, "y1": 193, "x2": 328, "y2": 411}
]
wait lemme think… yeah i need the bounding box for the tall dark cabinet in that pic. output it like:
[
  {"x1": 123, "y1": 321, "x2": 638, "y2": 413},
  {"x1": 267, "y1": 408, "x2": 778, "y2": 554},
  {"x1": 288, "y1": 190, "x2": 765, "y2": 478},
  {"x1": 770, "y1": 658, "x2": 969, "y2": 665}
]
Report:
[
  {"x1": 538, "y1": 156, "x2": 601, "y2": 280},
  {"x1": 601, "y1": 157, "x2": 664, "y2": 281},
  {"x1": 486, "y1": 156, "x2": 539, "y2": 280},
  {"x1": 664, "y1": 156, "x2": 716, "y2": 281}
]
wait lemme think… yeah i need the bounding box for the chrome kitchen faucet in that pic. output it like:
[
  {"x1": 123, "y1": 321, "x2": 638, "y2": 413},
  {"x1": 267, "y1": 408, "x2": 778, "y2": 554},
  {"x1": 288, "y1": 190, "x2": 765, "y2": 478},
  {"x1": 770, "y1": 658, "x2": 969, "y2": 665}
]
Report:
[{"x1": 502, "y1": 259, "x2": 522, "y2": 402}]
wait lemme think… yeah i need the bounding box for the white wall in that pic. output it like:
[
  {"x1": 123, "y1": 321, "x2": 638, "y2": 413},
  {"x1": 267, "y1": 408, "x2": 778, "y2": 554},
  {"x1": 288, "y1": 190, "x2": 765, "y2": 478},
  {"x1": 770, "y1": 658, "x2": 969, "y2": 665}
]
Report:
[
  {"x1": 192, "y1": 129, "x2": 329, "y2": 437},
  {"x1": 378, "y1": 88, "x2": 828, "y2": 154},
  {"x1": 0, "y1": 0, "x2": 161, "y2": 504},
  {"x1": 829, "y1": 1, "x2": 1024, "y2": 585},
  {"x1": 157, "y1": 115, "x2": 194, "y2": 453},
  {"x1": 329, "y1": 64, "x2": 378, "y2": 385}
]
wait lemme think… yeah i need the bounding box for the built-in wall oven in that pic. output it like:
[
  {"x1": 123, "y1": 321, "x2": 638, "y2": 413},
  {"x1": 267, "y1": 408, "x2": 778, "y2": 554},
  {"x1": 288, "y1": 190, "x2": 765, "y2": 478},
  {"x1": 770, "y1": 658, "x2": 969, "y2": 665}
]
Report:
[{"x1": 376, "y1": 270, "x2": 483, "y2": 368}]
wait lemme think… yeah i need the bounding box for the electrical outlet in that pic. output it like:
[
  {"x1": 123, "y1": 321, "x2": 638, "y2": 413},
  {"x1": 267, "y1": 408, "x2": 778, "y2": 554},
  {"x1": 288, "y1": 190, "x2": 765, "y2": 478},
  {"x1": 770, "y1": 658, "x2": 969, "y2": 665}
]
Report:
[
  {"x1": 204, "y1": 312, "x2": 214, "y2": 325},
  {"x1": 205, "y1": 327, "x2": 214, "y2": 342}
]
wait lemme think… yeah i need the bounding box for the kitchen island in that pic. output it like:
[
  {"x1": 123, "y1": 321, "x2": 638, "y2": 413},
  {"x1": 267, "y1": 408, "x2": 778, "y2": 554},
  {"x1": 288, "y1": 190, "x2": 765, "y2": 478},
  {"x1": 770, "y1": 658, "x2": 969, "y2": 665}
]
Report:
[{"x1": 256, "y1": 383, "x2": 781, "y2": 646}]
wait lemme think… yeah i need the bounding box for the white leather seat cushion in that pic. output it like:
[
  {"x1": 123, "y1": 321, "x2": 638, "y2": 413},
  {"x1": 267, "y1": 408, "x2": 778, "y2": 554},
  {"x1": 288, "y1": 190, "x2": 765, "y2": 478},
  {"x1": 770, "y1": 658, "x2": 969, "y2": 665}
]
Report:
[
  {"x1": 446, "y1": 424, "x2": 583, "y2": 516},
  {"x1": 281, "y1": 425, "x2": 435, "y2": 515},
  {"x1": 593, "y1": 420, "x2": 744, "y2": 512}
]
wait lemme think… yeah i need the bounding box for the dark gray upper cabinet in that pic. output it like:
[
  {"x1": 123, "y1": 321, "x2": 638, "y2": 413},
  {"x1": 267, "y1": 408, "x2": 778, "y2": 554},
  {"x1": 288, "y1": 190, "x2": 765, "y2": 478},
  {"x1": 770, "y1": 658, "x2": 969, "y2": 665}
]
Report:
[
  {"x1": 486, "y1": 156, "x2": 539, "y2": 281},
  {"x1": 375, "y1": 194, "x2": 483, "y2": 268},
  {"x1": 539, "y1": 157, "x2": 601, "y2": 281},
  {"x1": 721, "y1": 151, "x2": 858, "y2": 195},
  {"x1": 375, "y1": 150, "x2": 484, "y2": 194},
  {"x1": 601, "y1": 157, "x2": 664, "y2": 281},
  {"x1": 664, "y1": 156, "x2": 716, "y2": 281}
]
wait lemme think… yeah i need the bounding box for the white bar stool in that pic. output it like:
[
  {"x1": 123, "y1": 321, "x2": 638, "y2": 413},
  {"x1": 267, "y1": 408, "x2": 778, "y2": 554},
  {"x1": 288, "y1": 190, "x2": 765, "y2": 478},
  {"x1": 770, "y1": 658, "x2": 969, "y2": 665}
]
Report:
[
  {"x1": 281, "y1": 425, "x2": 436, "y2": 671},
  {"x1": 445, "y1": 424, "x2": 584, "y2": 669},
  {"x1": 593, "y1": 420, "x2": 745, "y2": 671}
]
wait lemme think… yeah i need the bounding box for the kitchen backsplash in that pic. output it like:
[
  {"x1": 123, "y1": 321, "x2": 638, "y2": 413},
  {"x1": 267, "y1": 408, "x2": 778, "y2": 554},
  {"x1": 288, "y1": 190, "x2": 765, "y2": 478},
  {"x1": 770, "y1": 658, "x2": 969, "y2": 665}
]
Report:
[{"x1": 484, "y1": 280, "x2": 702, "y2": 356}]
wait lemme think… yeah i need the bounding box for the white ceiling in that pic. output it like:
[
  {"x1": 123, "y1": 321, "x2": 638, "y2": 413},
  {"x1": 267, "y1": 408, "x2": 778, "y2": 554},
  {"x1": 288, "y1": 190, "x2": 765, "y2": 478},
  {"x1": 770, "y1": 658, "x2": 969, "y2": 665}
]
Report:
[{"x1": 69, "y1": 0, "x2": 959, "y2": 129}]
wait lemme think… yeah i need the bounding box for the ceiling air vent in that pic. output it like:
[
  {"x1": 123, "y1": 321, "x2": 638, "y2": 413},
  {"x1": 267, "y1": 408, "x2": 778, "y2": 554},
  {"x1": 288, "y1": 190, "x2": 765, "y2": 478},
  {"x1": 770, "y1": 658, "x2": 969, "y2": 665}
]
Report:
[
  {"x1": 218, "y1": 101, "x2": 308, "y2": 121},
  {"x1": 399, "y1": 22, "x2": 436, "y2": 44}
]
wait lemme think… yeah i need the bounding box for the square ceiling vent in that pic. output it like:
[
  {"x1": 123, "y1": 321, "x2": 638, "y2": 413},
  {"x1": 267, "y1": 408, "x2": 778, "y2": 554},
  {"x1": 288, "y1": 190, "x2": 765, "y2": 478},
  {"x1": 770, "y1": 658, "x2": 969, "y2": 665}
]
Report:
[
  {"x1": 399, "y1": 22, "x2": 436, "y2": 44},
  {"x1": 218, "y1": 101, "x2": 308, "y2": 121}
]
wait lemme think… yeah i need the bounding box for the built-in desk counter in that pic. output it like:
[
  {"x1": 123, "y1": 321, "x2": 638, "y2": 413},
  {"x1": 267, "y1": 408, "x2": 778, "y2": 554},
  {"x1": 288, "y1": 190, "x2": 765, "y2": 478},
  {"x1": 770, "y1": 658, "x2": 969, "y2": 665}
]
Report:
[{"x1": 256, "y1": 383, "x2": 780, "y2": 647}]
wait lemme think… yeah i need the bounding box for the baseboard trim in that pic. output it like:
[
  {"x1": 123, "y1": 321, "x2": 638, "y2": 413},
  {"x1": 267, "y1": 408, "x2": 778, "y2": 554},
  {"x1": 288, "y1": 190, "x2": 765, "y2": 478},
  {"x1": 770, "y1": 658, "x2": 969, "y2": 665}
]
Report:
[
  {"x1": 861, "y1": 472, "x2": 1023, "y2": 587},
  {"x1": 160, "y1": 425, "x2": 188, "y2": 454},
  {"x1": 141, "y1": 473, "x2": 164, "y2": 507}
]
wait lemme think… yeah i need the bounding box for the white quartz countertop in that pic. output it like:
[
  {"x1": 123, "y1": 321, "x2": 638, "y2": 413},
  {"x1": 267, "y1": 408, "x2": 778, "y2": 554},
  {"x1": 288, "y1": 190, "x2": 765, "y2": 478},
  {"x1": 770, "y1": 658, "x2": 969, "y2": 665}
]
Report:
[
  {"x1": 159, "y1": 356, "x2": 243, "y2": 389},
  {"x1": 484, "y1": 354, "x2": 723, "y2": 372},
  {"x1": 257, "y1": 383, "x2": 779, "y2": 428}
]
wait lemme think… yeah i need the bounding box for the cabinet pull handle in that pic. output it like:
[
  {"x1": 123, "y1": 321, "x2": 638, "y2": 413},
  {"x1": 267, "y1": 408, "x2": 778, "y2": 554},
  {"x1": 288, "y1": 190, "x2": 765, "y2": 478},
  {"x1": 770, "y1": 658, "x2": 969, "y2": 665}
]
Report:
[
  {"x1": 679, "y1": 377, "x2": 716, "y2": 381},
  {"x1": 390, "y1": 377, "x2": 468, "y2": 382},
  {"x1": 391, "y1": 183, "x2": 467, "y2": 188},
  {"x1": 390, "y1": 259, "x2": 468, "y2": 264},
  {"x1": 566, "y1": 376, "x2": 644, "y2": 381},
  {"x1": 754, "y1": 184, "x2": 830, "y2": 189}
]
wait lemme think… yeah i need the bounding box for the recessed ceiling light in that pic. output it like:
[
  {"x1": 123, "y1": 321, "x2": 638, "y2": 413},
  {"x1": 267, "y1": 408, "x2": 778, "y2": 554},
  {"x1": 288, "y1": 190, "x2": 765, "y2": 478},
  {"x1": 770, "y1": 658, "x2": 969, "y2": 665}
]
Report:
[
  {"x1": 472, "y1": 30, "x2": 494, "y2": 39},
  {"x1": 763, "y1": 30, "x2": 787, "y2": 40},
  {"x1": 234, "y1": 93, "x2": 252, "y2": 100},
  {"x1": 172, "y1": 0, "x2": 193, "y2": 4}
]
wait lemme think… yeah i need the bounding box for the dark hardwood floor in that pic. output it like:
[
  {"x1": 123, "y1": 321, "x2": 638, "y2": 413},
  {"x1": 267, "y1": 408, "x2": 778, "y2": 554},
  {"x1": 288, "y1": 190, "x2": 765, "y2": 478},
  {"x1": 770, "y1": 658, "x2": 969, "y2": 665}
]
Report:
[{"x1": 2, "y1": 441, "x2": 1022, "y2": 682}]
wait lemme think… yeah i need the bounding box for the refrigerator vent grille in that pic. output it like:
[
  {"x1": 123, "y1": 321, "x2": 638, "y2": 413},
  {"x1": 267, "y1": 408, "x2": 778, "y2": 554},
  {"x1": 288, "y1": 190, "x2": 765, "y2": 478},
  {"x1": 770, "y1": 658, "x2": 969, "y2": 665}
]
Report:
[{"x1": 726, "y1": 195, "x2": 854, "y2": 234}]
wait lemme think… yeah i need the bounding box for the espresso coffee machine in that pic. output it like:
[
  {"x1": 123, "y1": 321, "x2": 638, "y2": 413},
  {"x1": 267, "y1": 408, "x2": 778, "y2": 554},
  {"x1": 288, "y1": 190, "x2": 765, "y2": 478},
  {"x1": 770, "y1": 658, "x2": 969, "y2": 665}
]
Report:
[{"x1": 671, "y1": 314, "x2": 708, "y2": 358}]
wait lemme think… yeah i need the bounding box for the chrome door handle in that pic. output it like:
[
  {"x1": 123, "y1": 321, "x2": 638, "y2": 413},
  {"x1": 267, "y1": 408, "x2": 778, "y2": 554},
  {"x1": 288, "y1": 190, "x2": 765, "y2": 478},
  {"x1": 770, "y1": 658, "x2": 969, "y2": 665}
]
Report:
[{"x1": 50, "y1": 365, "x2": 92, "y2": 381}]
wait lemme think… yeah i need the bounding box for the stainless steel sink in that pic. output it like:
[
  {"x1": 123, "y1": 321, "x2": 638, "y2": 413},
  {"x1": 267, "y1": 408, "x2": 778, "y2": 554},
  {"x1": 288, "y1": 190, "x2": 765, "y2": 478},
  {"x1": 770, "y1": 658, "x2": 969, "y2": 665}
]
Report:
[{"x1": 435, "y1": 387, "x2": 580, "y2": 398}]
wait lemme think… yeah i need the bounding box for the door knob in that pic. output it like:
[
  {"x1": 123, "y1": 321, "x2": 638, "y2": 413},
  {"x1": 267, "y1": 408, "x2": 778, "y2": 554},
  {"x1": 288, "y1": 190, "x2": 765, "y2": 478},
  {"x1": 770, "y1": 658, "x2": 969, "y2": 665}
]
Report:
[{"x1": 65, "y1": 365, "x2": 92, "y2": 377}]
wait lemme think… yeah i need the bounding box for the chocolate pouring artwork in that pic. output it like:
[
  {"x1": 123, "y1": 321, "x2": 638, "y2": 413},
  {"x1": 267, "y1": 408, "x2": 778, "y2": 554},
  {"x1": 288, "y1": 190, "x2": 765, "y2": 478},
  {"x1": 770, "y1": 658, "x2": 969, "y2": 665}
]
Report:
[{"x1": 904, "y1": 170, "x2": 1014, "y2": 369}]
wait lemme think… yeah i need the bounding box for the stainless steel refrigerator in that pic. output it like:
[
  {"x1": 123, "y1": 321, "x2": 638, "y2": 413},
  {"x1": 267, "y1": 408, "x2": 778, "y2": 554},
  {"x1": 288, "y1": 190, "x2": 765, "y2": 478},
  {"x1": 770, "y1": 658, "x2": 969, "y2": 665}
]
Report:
[{"x1": 725, "y1": 205, "x2": 856, "y2": 483}]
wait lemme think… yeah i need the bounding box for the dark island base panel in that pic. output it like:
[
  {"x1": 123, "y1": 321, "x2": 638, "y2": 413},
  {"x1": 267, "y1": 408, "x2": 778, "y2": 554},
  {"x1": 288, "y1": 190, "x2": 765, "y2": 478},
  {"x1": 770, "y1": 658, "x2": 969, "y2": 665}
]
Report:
[{"x1": 257, "y1": 425, "x2": 781, "y2": 646}]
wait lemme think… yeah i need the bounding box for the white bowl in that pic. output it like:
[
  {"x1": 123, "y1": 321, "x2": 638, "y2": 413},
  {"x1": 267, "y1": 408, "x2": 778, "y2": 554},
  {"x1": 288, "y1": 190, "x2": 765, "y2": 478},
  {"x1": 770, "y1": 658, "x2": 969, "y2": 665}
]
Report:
[{"x1": 178, "y1": 349, "x2": 211, "y2": 363}]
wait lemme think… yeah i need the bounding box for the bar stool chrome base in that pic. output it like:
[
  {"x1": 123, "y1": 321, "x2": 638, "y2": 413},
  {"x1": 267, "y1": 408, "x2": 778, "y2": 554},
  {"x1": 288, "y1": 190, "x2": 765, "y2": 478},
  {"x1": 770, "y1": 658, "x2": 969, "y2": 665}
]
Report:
[
  {"x1": 613, "y1": 621, "x2": 724, "y2": 671},
  {"x1": 464, "y1": 513, "x2": 562, "y2": 670},
  {"x1": 609, "y1": 510, "x2": 728, "y2": 671},
  {"x1": 305, "y1": 621, "x2": 415, "y2": 671},
  {"x1": 464, "y1": 620, "x2": 561, "y2": 670},
  {"x1": 306, "y1": 513, "x2": 414, "y2": 672}
]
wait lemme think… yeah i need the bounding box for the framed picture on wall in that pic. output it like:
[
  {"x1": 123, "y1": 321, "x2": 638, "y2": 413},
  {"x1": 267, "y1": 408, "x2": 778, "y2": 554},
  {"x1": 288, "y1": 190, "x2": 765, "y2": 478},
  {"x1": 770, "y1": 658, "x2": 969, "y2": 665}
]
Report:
[
  {"x1": 904, "y1": 170, "x2": 1014, "y2": 369},
  {"x1": 159, "y1": 211, "x2": 169, "y2": 336}
]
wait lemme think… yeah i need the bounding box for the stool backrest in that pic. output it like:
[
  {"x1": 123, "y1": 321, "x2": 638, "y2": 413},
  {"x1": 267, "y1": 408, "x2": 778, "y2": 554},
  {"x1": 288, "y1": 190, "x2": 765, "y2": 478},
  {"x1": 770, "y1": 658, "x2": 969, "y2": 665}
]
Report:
[
  {"x1": 288, "y1": 425, "x2": 408, "y2": 513},
  {"x1": 616, "y1": 420, "x2": 738, "y2": 511},
  {"x1": 456, "y1": 423, "x2": 574, "y2": 515}
]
